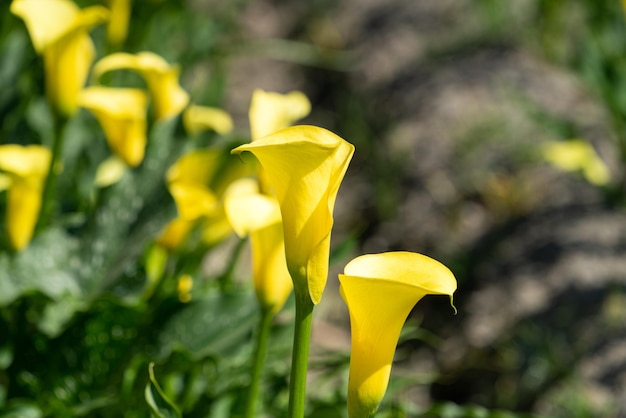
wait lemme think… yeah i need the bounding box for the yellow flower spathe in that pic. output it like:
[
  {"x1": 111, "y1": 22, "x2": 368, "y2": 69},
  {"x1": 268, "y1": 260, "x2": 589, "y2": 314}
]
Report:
[
  {"x1": 339, "y1": 252, "x2": 457, "y2": 418},
  {"x1": 224, "y1": 178, "x2": 292, "y2": 314},
  {"x1": 157, "y1": 148, "x2": 249, "y2": 250},
  {"x1": 11, "y1": 0, "x2": 108, "y2": 116},
  {"x1": 0, "y1": 145, "x2": 52, "y2": 251},
  {"x1": 541, "y1": 139, "x2": 610, "y2": 186},
  {"x1": 183, "y1": 105, "x2": 234, "y2": 136},
  {"x1": 232, "y1": 125, "x2": 354, "y2": 304},
  {"x1": 106, "y1": 0, "x2": 131, "y2": 47},
  {"x1": 249, "y1": 89, "x2": 311, "y2": 141},
  {"x1": 79, "y1": 87, "x2": 148, "y2": 167},
  {"x1": 92, "y1": 52, "x2": 189, "y2": 121}
]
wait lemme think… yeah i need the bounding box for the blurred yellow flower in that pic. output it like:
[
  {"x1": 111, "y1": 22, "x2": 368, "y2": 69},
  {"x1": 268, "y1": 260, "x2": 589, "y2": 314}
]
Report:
[
  {"x1": 248, "y1": 89, "x2": 311, "y2": 195},
  {"x1": 106, "y1": 0, "x2": 131, "y2": 47},
  {"x1": 10, "y1": 0, "x2": 108, "y2": 117},
  {"x1": 339, "y1": 252, "x2": 457, "y2": 418},
  {"x1": 92, "y1": 52, "x2": 189, "y2": 121},
  {"x1": 541, "y1": 139, "x2": 610, "y2": 186},
  {"x1": 249, "y1": 89, "x2": 311, "y2": 141},
  {"x1": 224, "y1": 178, "x2": 292, "y2": 314},
  {"x1": 232, "y1": 125, "x2": 354, "y2": 305},
  {"x1": 79, "y1": 87, "x2": 148, "y2": 167},
  {"x1": 94, "y1": 155, "x2": 128, "y2": 187},
  {"x1": 177, "y1": 274, "x2": 193, "y2": 303},
  {"x1": 183, "y1": 105, "x2": 234, "y2": 136},
  {"x1": 157, "y1": 148, "x2": 250, "y2": 250},
  {"x1": 0, "y1": 145, "x2": 52, "y2": 251}
]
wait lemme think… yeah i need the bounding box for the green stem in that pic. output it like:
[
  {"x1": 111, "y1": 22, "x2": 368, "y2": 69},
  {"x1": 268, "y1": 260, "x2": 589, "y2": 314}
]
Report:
[
  {"x1": 218, "y1": 237, "x2": 246, "y2": 292},
  {"x1": 244, "y1": 307, "x2": 273, "y2": 418},
  {"x1": 287, "y1": 288, "x2": 314, "y2": 418},
  {"x1": 37, "y1": 113, "x2": 68, "y2": 231}
]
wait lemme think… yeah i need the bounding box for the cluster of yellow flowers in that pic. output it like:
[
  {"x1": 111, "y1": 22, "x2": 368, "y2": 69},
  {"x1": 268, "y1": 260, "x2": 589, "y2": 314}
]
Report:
[{"x1": 3, "y1": 1, "x2": 457, "y2": 416}]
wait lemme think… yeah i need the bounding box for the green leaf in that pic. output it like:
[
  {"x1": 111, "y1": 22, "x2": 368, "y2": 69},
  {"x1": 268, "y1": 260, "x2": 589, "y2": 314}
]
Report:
[
  {"x1": 145, "y1": 363, "x2": 182, "y2": 418},
  {"x1": 0, "y1": 402, "x2": 43, "y2": 418},
  {"x1": 156, "y1": 290, "x2": 258, "y2": 361},
  {"x1": 0, "y1": 228, "x2": 81, "y2": 307}
]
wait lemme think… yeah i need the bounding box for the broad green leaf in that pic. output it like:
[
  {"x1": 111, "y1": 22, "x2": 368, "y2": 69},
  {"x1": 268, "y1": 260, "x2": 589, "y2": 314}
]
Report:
[
  {"x1": 0, "y1": 228, "x2": 81, "y2": 306},
  {"x1": 156, "y1": 290, "x2": 258, "y2": 361}
]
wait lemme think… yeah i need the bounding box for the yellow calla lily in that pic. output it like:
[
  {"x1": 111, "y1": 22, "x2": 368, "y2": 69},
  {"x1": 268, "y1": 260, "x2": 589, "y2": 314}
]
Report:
[
  {"x1": 158, "y1": 148, "x2": 250, "y2": 250},
  {"x1": 79, "y1": 87, "x2": 148, "y2": 167},
  {"x1": 0, "y1": 145, "x2": 52, "y2": 251},
  {"x1": 339, "y1": 252, "x2": 457, "y2": 418},
  {"x1": 249, "y1": 89, "x2": 311, "y2": 141},
  {"x1": 541, "y1": 139, "x2": 610, "y2": 186},
  {"x1": 248, "y1": 89, "x2": 311, "y2": 195},
  {"x1": 224, "y1": 178, "x2": 292, "y2": 314},
  {"x1": 106, "y1": 0, "x2": 131, "y2": 47},
  {"x1": 183, "y1": 105, "x2": 234, "y2": 136},
  {"x1": 92, "y1": 52, "x2": 189, "y2": 121},
  {"x1": 231, "y1": 125, "x2": 354, "y2": 305},
  {"x1": 11, "y1": 0, "x2": 109, "y2": 116}
]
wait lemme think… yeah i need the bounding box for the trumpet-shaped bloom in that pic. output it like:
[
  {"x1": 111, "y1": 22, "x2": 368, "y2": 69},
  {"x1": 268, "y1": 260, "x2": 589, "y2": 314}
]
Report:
[
  {"x1": 106, "y1": 0, "x2": 131, "y2": 47},
  {"x1": 183, "y1": 105, "x2": 234, "y2": 136},
  {"x1": 11, "y1": 0, "x2": 109, "y2": 116},
  {"x1": 339, "y1": 252, "x2": 457, "y2": 418},
  {"x1": 232, "y1": 125, "x2": 354, "y2": 304},
  {"x1": 224, "y1": 178, "x2": 292, "y2": 314},
  {"x1": 92, "y1": 52, "x2": 189, "y2": 121},
  {"x1": 79, "y1": 87, "x2": 148, "y2": 167},
  {"x1": 157, "y1": 148, "x2": 251, "y2": 250},
  {"x1": 249, "y1": 90, "x2": 311, "y2": 195},
  {"x1": 541, "y1": 139, "x2": 610, "y2": 186},
  {"x1": 0, "y1": 145, "x2": 52, "y2": 250},
  {"x1": 249, "y1": 89, "x2": 311, "y2": 141}
]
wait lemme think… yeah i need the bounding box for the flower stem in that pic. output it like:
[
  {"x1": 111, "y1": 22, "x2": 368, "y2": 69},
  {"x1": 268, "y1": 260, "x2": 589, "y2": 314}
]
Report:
[
  {"x1": 244, "y1": 307, "x2": 273, "y2": 418},
  {"x1": 287, "y1": 287, "x2": 314, "y2": 418},
  {"x1": 38, "y1": 112, "x2": 68, "y2": 231}
]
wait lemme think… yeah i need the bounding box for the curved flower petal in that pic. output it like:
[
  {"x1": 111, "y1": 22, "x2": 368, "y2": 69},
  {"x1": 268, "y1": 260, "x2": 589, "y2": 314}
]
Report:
[
  {"x1": 183, "y1": 105, "x2": 233, "y2": 136},
  {"x1": 11, "y1": 0, "x2": 108, "y2": 116},
  {"x1": 156, "y1": 218, "x2": 194, "y2": 251},
  {"x1": 224, "y1": 178, "x2": 292, "y2": 314},
  {"x1": 339, "y1": 252, "x2": 457, "y2": 418},
  {"x1": 44, "y1": 32, "x2": 95, "y2": 116},
  {"x1": 232, "y1": 125, "x2": 354, "y2": 304},
  {"x1": 224, "y1": 178, "x2": 281, "y2": 237},
  {"x1": 106, "y1": 0, "x2": 131, "y2": 46},
  {"x1": 541, "y1": 139, "x2": 610, "y2": 186},
  {"x1": 93, "y1": 52, "x2": 189, "y2": 121},
  {"x1": 166, "y1": 149, "x2": 222, "y2": 187},
  {"x1": 79, "y1": 87, "x2": 148, "y2": 167},
  {"x1": 168, "y1": 182, "x2": 218, "y2": 221},
  {"x1": 94, "y1": 155, "x2": 128, "y2": 187},
  {"x1": 249, "y1": 89, "x2": 311, "y2": 141},
  {"x1": 0, "y1": 145, "x2": 51, "y2": 251}
]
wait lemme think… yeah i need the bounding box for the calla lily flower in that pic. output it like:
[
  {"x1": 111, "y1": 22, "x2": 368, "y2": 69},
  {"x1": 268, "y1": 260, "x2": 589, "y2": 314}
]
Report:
[
  {"x1": 541, "y1": 139, "x2": 610, "y2": 186},
  {"x1": 79, "y1": 86, "x2": 148, "y2": 167},
  {"x1": 157, "y1": 148, "x2": 250, "y2": 250},
  {"x1": 249, "y1": 89, "x2": 311, "y2": 141},
  {"x1": 339, "y1": 252, "x2": 457, "y2": 418},
  {"x1": 183, "y1": 105, "x2": 234, "y2": 136},
  {"x1": 224, "y1": 178, "x2": 292, "y2": 314},
  {"x1": 248, "y1": 89, "x2": 311, "y2": 195},
  {"x1": 0, "y1": 145, "x2": 52, "y2": 251},
  {"x1": 232, "y1": 125, "x2": 354, "y2": 305},
  {"x1": 10, "y1": 0, "x2": 109, "y2": 116},
  {"x1": 92, "y1": 52, "x2": 189, "y2": 121},
  {"x1": 106, "y1": 0, "x2": 131, "y2": 47}
]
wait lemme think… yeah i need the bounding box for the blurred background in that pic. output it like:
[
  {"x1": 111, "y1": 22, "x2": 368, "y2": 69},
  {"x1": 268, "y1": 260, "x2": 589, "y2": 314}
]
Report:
[{"x1": 2, "y1": 0, "x2": 626, "y2": 416}]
